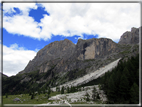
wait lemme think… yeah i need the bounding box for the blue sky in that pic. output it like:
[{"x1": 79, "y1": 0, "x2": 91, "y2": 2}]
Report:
[
  {"x1": 2, "y1": 3, "x2": 140, "y2": 76},
  {"x1": 3, "y1": 4, "x2": 99, "y2": 51}
]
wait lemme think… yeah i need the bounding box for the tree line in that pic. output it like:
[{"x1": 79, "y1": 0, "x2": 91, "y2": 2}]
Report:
[{"x1": 101, "y1": 54, "x2": 139, "y2": 104}]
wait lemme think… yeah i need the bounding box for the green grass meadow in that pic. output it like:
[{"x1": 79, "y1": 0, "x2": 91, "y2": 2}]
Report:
[{"x1": 3, "y1": 92, "x2": 61, "y2": 104}]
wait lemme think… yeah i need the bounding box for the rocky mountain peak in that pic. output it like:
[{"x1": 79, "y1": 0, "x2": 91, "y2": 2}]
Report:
[
  {"x1": 18, "y1": 26, "x2": 140, "y2": 75},
  {"x1": 20, "y1": 39, "x2": 76, "y2": 74},
  {"x1": 118, "y1": 27, "x2": 140, "y2": 44}
]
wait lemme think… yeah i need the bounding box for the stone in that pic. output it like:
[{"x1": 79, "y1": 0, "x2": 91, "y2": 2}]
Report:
[{"x1": 13, "y1": 98, "x2": 21, "y2": 102}]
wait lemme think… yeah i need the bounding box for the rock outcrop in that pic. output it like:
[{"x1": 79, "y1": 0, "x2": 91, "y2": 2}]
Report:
[
  {"x1": 74, "y1": 38, "x2": 118, "y2": 60},
  {"x1": 118, "y1": 27, "x2": 140, "y2": 44},
  {"x1": 19, "y1": 38, "x2": 119, "y2": 75},
  {"x1": 19, "y1": 39, "x2": 76, "y2": 74}
]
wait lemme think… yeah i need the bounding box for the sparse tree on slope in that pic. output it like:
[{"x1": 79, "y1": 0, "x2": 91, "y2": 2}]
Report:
[{"x1": 61, "y1": 86, "x2": 64, "y2": 94}]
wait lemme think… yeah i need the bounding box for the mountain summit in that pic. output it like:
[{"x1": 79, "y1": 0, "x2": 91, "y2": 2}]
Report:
[{"x1": 118, "y1": 27, "x2": 140, "y2": 44}]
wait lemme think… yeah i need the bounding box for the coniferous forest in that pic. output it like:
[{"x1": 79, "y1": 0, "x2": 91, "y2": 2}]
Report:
[{"x1": 101, "y1": 54, "x2": 139, "y2": 104}]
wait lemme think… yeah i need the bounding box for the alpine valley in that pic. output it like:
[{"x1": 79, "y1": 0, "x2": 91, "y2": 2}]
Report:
[{"x1": 2, "y1": 27, "x2": 140, "y2": 105}]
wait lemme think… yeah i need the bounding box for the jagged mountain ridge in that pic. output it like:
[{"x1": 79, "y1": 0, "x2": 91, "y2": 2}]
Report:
[
  {"x1": 20, "y1": 26, "x2": 140, "y2": 75},
  {"x1": 118, "y1": 27, "x2": 140, "y2": 44},
  {"x1": 20, "y1": 38, "x2": 118, "y2": 74},
  {"x1": 18, "y1": 27, "x2": 140, "y2": 84},
  {"x1": 2, "y1": 27, "x2": 139, "y2": 95}
]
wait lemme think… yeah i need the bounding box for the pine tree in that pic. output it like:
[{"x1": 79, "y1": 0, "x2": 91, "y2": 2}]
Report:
[
  {"x1": 5, "y1": 93, "x2": 8, "y2": 98},
  {"x1": 67, "y1": 86, "x2": 70, "y2": 93},
  {"x1": 123, "y1": 67, "x2": 131, "y2": 87},
  {"x1": 92, "y1": 86, "x2": 97, "y2": 101},
  {"x1": 48, "y1": 87, "x2": 51, "y2": 95},
  {"x1": 38, "y1": 89, "x2": 40, "y2": 95},
  {"x1": 86, "y1": 92, "x2": 90, "y2": 101},
  {"x1": 56, "y1": 86, "x2": 60, "y2": 92},
  {"x1": 29, "y1": 91, "x2": 32, "y2": 96},
  {"x1": 70, "y1": 86, "x2": 73, "y2": 92},
  {"x1": 130, "y1": 83, "x2": 139, "y2": 104},
  {"x1": 107, "y1": 75, "x2": 117, "y2": 102},
  {"x1": 61, "y1": 86, "x2": 64, "y2": 94},
  {"x1": 119, "y1": 74, "x2": 129, "y2": 102},
  {"x1": 31, "y1": 93, "x2": 34, "y2": 99},
  {"x1": 97, "y1": 93, "x2": 100, "y2": 99},
  {"x1": 135, "y1": 69, "x2": 139, "y2": 86}
]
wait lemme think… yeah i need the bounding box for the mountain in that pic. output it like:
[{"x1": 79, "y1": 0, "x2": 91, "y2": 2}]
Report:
[
  {"x1": 0, "y1": 72, "x2": 8, "y2": 79},
  {"x1": 19, "y1": 39, "x2": 75, "y2": 74},
  {"x1": 18, "y1": 38, "x2": 123, "y2": 85},
  {"x1": 2, "y1": 27, "x2": 139, "y2": 95},
  {"x1": 118, "y1": 27, "x2": 140, "y2": 44},
  {"x1": 20, "y1": 38, "x2": 118, "y2": 74}
]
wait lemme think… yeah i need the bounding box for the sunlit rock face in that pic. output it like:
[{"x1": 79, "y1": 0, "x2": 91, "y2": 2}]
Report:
[{"x1": 76, "y1": 38, "x2": 117, "y2": 60}]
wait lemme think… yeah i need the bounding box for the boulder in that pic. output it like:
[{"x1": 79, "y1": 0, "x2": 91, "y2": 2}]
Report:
[{"x1": 13, "y1": 98, "x2": 21, "y2": 102}]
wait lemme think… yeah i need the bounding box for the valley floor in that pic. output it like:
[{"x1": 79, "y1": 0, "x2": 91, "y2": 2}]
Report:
[
  {"x1": 3, "y1": 85, "x2": 107, "y2": 106},
  {"x1": 3, "y1": 58, "x2": 121, "y2": 106}
]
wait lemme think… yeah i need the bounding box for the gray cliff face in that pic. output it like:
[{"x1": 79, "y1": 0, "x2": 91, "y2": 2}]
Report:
[
  {"x1": 19, "y1": 37, "x2": 119, "y2": 77},
  {"x1": 74, "y1": 38, "x2": 118, "y2": 60},
  {"x1": 21, "y1": 39, "x2": 76, "y2": 74},
  {"x1": 118, "y1": 27, "x2": 140, "y2": 44}
]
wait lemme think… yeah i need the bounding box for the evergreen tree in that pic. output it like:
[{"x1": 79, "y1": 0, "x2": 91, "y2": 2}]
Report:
[
  {"x1": 56, "y1": 86, "x2": 60, "y2": 92},
  {"x1": 31, "y1": 93, "x2": 34, "y2": 99},
  {"x1": 43, "y1": 89, "x2": 45, "y2": 94},
  {"x1": 130, "y1": 83, "x2": 139, "y2": 104},
  {"x1": 97, "y1": 93, "x2": 100, "y2": 99},
  {"x1": 135, "y1": 69, "x2": 139, "y2": 86},
  {"x1": 38, "y1": 89, "x2": 41, "y2": 95},
  {"x1": 70, "y1": 86, "x2": 73, "y2": 92},
  {"x1": 46, "y1": 93, "x2": 50, "y2": 99},
  {"x1": 5, "y1": 93, "x2": 8, "y2": 98},
  {"x1": 86, "y1": 92, "x2": 90, "y2": 101},
  {"x1": 48, "y1": 87, "x2": 51, "y2": 95},
  {"x1": 107, "y1": 75, "x2": 117, "y2": 102},
  {"x1": 101, "y1": 54, "x2": 139, "y2": 104},
  {"x1": 92, "y1": 87, "x2": 97, "y2": 101},
  {"x1": 67, "y1": 86, "x2": 70, "y2": 93},
  {"x1": 72, "y1": 86, "x2": 75, "y2": 92},
  {"x1": 61, "y1": 86, "x2": 64, "y2": 94},
  {"x1": 123, "y1": 67, "x2": 131, "y2": 87},
  {"x1": 119, "y1": 74, "x2": 129, "y2": 102}
]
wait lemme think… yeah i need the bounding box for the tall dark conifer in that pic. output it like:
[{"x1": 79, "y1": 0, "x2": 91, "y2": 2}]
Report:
[
  {"x1": 107, "y1": 75, "x2": 117, "y2": 102},
  {"x1": 130, "y1": 82, "x2": 139, "y2": 104},
  {"x1": 119, "y1": 74, "x2": 129, "y2": 102}
]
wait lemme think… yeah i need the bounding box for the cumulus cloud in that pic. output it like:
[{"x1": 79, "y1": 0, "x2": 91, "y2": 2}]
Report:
[
  {"x1": 3, "y1": 3, "x2": 140, "y2": 41},
  {"x1": 3, "y1": 3, "x2": 37, "y2": 15},
  {"x1": 3, "y1": 43, "x2": 37, "y2": 76},
  {"x1": 40, "y1": 3, "x2": 140, "y2": 41}
]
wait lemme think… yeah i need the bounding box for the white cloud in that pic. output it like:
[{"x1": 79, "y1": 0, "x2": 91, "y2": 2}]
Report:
[
  {"x1": 4, "y1": 15, "x2": 41, "y2": 39},
  {"x1": 3, "y1": 3, "x2": 37, "y2": 16},
  {"x1": 3, "y1": 43, "x2": 37, "y2": 76},
  {"x1": 3, "y1": 3, "x2": 140, "y2": 42},
  {"x1": 40, "y1": 3, "x2": 140, "y2": 41}
]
